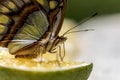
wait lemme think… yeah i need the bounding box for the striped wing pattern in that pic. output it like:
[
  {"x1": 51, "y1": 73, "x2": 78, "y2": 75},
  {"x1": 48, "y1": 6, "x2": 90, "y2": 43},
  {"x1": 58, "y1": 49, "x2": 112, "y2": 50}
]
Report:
[{"x1": 0, "y1": 0, "x2": 66, "y2": 58}]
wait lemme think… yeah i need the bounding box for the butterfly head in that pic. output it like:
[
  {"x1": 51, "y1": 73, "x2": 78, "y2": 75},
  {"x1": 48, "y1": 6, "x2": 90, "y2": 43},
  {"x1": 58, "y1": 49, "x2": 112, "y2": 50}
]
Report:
[{"x1": 57, "y1": 35, "x2": 67, "y2": 44}]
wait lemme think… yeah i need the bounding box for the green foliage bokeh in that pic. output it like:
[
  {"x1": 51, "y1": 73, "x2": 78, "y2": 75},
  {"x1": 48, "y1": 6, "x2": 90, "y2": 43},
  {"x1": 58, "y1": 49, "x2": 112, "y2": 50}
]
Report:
[{"x1": 66, "y1": 0, "x2": 120, "y2": 21}]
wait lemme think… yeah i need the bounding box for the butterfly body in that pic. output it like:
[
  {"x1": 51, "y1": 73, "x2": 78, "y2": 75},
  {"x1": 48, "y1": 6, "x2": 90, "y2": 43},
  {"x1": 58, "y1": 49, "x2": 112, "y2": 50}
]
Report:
[{"x1": 0, "y1": 0, "x2": 67, "y2": 59}]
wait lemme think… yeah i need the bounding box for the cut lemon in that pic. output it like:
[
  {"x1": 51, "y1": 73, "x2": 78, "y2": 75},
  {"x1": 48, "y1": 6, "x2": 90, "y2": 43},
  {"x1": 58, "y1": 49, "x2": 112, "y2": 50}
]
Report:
[{"x1": 0, "y1": 48, "x2": 93, "y2": 80}]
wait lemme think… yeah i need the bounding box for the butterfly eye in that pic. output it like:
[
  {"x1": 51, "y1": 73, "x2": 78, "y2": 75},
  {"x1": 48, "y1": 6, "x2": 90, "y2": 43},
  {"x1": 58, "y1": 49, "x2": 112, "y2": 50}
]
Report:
[{"x1": 49, "y1": 1, "x2": 58, "y2": 10}]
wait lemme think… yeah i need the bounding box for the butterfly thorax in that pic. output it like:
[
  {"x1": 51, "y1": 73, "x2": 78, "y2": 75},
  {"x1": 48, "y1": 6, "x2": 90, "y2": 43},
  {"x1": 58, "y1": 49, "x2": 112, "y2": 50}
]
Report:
[
  {"x1": 48, "y1": 35, "x2": 67, "y2": 53},
  {"x1": 37, "y1": 32, "x2": 67, "y2": 53}
]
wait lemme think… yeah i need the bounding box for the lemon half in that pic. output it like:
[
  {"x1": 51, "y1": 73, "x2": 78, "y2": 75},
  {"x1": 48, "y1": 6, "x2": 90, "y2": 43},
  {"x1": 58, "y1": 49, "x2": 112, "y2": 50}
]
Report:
[{"x1": 0, "y1": 48, "x2": 93, "y2": 80}]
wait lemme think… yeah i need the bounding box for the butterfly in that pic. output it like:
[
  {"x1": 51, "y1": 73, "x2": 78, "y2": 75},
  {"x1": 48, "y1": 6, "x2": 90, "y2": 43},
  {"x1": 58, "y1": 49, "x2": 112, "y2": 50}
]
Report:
[{"x1": 0, "y1": 0, "x2": 67, "y2": 61}]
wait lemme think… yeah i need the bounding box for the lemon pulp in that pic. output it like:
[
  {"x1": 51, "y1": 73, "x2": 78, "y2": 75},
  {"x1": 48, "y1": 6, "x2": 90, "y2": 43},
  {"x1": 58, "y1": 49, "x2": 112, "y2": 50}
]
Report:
[{"x1": 0, "y1": 47, "x2": 87, "y2": 71}]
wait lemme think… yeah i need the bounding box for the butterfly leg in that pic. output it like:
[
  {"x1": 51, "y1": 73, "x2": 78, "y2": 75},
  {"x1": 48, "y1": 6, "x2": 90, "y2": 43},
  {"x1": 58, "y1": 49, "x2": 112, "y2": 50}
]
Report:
[
  {"x1": 54, "y1": 44, "x2": 65, "y2": 67},
  {"x1": 38, "y1": 46, "x2": 45, "y2": 63},
  {"x1": 56, "y1": 52, "x2": 61, "y2": 67},
  {"x1": 58, "y1": 42, "x2": 66, "y2": 61}
]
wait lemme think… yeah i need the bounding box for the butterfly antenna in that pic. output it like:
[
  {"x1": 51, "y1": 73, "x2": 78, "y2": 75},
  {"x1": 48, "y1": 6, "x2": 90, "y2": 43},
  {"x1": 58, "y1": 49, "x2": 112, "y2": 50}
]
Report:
[
  {"x1": 62, "y1": 13, "x2": 97, "y2": 36},
  {"x1": 64, "y1": 29, "x2": 94, "y2": 35}
]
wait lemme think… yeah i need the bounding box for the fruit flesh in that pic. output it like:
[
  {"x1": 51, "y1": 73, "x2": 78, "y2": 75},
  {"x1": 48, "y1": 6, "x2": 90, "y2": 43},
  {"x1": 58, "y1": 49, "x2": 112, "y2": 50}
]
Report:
[
  {"x1": 0, "y1": 55, "x2": 87, "y2": 71},
  {"x1": 0, "y1": 47, "x2": 93, "y2": 80}
]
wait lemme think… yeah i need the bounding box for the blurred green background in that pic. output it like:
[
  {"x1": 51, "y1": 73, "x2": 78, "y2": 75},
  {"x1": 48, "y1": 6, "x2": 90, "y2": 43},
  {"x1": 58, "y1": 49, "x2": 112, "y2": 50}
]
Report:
[{"x1": 66, "y1": 0, "x2": 120, "y2": 21}]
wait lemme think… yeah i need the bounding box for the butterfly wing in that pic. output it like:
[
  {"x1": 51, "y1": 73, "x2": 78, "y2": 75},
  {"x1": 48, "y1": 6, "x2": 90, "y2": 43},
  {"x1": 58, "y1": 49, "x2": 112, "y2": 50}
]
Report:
[
  {"x1": 0, "y1": 0, "x2": 35, "y2": 47},
  {"x1": 8, "y1": 10, "x2": 49, "y2": 54},
  {"x1": 0, "y1": 0, "x2": 67, "y2": 58}
]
